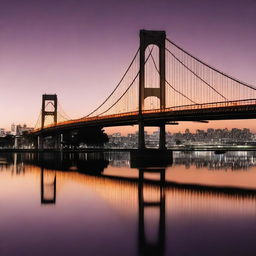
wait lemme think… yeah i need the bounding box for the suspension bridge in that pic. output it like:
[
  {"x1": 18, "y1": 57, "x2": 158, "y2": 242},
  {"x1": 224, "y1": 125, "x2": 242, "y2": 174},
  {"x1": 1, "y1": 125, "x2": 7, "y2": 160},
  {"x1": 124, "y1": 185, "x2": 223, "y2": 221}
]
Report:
[{"x1": 31, "y1": 29, "x2": 256, "y2": 150}]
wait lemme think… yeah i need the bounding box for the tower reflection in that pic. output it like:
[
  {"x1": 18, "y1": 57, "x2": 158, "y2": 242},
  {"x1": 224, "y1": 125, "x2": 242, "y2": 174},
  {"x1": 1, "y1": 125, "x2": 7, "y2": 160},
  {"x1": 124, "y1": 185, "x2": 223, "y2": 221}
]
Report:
[
  {"x1": 34, "y1": 152, "x2": 168, "y2": 254},
  {"x1": 41, "y1": 167, "x2": 56, "y2": 204},
  {"x1": 138, "y1": 168, "x2": 166, "y2": 256}
]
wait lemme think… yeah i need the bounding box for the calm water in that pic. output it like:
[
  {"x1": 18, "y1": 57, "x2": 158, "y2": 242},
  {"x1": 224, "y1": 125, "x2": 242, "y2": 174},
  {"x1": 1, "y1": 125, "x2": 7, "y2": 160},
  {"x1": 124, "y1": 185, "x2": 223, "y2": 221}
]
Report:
[{"x1": 1, "y1": 151, "x2": 256, "y2": 256}]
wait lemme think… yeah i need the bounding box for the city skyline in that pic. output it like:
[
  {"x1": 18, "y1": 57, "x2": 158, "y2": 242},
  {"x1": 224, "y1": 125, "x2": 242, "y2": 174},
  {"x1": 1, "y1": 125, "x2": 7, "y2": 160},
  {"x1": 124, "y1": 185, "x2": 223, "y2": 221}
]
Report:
[{"x1": 1, "y1": 0, "x2": 256, "y2": 133}]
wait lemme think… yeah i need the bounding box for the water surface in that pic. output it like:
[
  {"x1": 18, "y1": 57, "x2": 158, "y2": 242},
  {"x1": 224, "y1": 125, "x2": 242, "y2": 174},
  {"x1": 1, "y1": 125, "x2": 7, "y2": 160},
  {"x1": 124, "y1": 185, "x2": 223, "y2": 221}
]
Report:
[{"x1": 1, "y1": 151, "x2": 256, "y2": 256}]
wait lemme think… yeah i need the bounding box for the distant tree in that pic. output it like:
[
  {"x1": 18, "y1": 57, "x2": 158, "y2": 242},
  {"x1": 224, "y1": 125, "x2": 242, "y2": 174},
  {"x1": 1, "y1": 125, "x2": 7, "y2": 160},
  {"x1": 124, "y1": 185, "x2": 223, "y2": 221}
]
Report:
[
  {"x1": 0, "y1": 135, "x2": 15, "y2": 148},
  {"x1": 63, "y1": 127, "x2": 109, "y2": 149}
]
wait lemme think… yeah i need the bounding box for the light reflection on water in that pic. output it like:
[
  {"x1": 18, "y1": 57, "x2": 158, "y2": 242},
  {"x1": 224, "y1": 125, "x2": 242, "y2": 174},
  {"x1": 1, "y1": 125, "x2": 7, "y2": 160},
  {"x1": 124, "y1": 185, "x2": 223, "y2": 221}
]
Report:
[{"x1": 0, "y1": 151, "x2": 256, "y2": 256}]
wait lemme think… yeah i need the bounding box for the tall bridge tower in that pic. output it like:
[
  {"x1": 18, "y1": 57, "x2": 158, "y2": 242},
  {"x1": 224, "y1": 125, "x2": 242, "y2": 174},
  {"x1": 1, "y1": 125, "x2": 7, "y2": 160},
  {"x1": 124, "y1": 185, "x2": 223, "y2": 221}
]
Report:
[
  {"x1": 41, "y1": 94, "x2": 58, "y2": 129},
  {"x1": 139, "y1": 30, "x2": 166, "y2": 149}
]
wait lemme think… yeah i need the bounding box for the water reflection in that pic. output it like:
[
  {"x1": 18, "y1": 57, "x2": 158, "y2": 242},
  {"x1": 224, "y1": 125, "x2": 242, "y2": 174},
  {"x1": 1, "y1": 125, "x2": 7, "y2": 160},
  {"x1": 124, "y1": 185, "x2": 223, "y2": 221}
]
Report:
[
  {"x1": 41, "y1": 168, "x2": 56, "y2": 204},
  {"x1": 173, "y1": 151, "x2": 256, "y2": 170},
  {"x1": 1, "y1": 151, "x2": 256, "y2": 255},
  {"x1": 2, "y1": 150, "x2": 256, "y2": 172},
  {"x1": 138, "y1": 168, "x2": 166, "y2": 255}
]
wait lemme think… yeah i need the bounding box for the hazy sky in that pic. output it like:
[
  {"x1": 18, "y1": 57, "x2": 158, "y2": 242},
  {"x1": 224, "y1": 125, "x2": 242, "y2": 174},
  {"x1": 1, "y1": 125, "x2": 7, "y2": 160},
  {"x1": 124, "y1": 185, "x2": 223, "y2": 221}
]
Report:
[{"x1": 0, "y1": 0, "x2": 256, "y2": 133}]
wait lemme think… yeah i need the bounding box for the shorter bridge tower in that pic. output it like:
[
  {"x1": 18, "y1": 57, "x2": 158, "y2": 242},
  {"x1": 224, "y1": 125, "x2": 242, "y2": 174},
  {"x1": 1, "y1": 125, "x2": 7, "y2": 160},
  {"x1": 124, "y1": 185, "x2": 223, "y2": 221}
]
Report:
[
  {"x1": 37, "y1": 94, "x2": 58, "y2": 150},
  {"x1": 41, "y1": 94, "x2": 58, "y2": 129}
]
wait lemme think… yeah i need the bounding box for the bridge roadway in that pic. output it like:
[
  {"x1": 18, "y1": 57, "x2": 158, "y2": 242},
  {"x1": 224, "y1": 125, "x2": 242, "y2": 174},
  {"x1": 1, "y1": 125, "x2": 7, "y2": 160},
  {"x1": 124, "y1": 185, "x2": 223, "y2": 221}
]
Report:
[{"x1": 32, "y1": 99, "x2": 256, "y2": 135}]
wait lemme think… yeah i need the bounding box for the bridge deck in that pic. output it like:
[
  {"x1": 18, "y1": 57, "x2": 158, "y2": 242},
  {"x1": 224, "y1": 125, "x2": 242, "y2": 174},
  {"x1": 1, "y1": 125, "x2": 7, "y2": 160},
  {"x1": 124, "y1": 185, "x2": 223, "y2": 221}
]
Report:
[{"x1": 32, "y1": 99, "x2": 256, "y2": 135}]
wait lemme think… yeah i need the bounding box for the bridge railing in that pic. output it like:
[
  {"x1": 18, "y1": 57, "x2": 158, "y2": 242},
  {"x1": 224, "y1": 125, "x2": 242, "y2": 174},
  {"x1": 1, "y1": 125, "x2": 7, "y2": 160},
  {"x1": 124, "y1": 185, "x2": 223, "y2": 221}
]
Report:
[
  {"x1": 144, "y1": 98, "x2": 256, "y2": 114},
  {"x1": 32, "y1": 98, "x2": 256, "y2": 132},
  {"x1": 32, "y1": 110, "x2": 139, "y2": 132}
]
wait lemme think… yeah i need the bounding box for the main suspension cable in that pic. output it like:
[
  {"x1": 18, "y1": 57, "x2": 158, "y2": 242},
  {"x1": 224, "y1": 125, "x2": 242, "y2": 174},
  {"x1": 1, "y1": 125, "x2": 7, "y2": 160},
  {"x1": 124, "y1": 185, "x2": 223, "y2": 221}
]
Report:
[
  {"x1": 86, "y1": 47, "x2": 140, "y2": 117},
  {"x1": 33, "y1": 111, "x2": 42, "y2": 129},
  {"x1": 166, "y1": 38, "x2": 256, "y2": 91},
  {"x1": 57, "y1": 100, "x2": 72, "y2": 120},
  {"x1": 148, "y1": 47, "x2": 197, "y2": 104},
  {"x1": 91, "y1": 47, "x2": 154, "y2": 117},
  {"x1": 165, "y1": 47, "x2": 228, "y2": 101}
]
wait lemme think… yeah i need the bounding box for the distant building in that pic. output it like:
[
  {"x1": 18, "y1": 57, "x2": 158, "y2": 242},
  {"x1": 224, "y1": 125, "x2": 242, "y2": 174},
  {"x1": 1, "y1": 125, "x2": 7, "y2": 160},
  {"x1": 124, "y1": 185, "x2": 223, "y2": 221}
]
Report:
[
  {"x1": 11, "y1": 123, "x2": 16, "y2": 135},
  {"x1": 0, "y1": 128, "x2": 5, "y2": 137},
  {"x1": 16, "y1": 124, "x2": 33, "y2": 136},
  {"x1": 105, "y1": 128, "x2": 255, "y2": 149}
]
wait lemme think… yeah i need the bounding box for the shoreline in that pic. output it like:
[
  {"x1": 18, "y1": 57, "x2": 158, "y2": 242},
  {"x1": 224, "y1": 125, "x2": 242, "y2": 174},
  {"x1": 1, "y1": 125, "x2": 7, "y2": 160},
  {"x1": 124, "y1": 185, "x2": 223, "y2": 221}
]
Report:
[{"x1": 1, "y1": 147, "x2": 256, "y2": 153}]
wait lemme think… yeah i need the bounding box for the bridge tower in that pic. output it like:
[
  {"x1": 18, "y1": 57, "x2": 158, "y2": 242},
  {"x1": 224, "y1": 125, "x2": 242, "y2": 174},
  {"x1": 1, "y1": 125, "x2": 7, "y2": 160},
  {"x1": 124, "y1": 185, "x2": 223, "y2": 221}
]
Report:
[
  {"x1": 41, "y1": 94, "x2": 58, "y2": 129},
  {"x1": 139, "y1": 30, "x2": 166, "y2": 149},
  {"x1": 37, "y1": 94, "x2": 58, "y2": 149}
]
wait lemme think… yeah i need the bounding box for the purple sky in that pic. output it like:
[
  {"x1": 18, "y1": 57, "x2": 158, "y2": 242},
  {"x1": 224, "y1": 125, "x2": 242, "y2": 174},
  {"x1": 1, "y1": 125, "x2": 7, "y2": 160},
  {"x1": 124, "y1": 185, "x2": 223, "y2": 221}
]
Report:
[{"x1": 0, "y1": 0, "x2": 256, "y2": 133}]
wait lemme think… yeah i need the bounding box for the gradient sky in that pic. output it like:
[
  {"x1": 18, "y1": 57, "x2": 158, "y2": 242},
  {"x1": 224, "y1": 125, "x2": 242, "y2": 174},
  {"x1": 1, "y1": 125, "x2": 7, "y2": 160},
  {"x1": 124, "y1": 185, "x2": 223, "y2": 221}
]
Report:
[{"x1": 0, "y1": 0, "x2": 256, "y2": 134}]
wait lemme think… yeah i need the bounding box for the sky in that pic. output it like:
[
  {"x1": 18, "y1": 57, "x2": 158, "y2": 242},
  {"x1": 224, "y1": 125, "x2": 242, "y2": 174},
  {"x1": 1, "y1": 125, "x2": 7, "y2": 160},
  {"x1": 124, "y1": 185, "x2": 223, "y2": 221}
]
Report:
[{"x1": 0, "y1": 0, "x2": 256, "y2": 134}]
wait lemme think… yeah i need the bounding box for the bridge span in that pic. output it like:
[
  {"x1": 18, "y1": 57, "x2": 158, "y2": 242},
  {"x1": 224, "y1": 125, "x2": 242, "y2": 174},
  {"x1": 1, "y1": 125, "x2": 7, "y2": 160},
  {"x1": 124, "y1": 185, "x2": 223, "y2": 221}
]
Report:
[
  {"x1": 30, "y1": 29, "x2": 256, "y2": 150},
  {"x1": 33, "y1": 98, "x2": 256, "y2": 132}
]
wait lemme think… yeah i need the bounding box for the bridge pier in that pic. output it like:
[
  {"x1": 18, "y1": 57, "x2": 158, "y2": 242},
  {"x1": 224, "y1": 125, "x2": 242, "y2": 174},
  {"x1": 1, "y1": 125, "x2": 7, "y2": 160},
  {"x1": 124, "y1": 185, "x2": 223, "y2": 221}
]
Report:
[
  {"x1": 60, "y1": 133, "x2": 63, "y2": 150},
  {"x1": 138, "y1": 121, "x2": 145, "y2": 150},
  {"x1": 14, "y1": 136, "x2": 18, "y2": 149},
  {"x1": 54, "y1": 135, "x2": 59, "y2": 150},
  {"x1": 159, "y1": 124, "x2": 166, "y2": 150},
  {"x1": 138, "y1": 122, "x2": 166, "y2": 150},
  {"x1": 55, "y1": 133, "x2": 63, "y2": 150},
  {"x1": 37, "y1": 136, "x2": 43, "y2": 150}
]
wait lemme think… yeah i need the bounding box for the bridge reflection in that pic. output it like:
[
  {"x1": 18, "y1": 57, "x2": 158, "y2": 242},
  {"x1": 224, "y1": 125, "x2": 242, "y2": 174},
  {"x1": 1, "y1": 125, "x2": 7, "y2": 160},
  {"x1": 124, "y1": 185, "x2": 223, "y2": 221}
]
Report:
[
  {"x1": 2, "y1": 152, "x2": 256, "y2": 255},
  {"x1": 0, "y1": 151, "x2": 169, "y2": 255},
  {"x1": 38, "y1": 157, "x2": 168, "y2": 255},
  {"x1": 3, "y1": 150, "x2": 256, "y2": 171}
]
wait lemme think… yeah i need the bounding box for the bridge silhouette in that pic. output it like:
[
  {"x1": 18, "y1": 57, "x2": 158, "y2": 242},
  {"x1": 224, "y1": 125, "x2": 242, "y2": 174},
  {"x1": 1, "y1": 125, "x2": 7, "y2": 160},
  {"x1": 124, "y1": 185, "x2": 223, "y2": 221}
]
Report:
[{"x1": 31, "y1": 29, "x2": 256, "y2": 150}]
